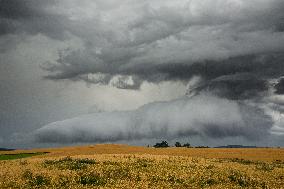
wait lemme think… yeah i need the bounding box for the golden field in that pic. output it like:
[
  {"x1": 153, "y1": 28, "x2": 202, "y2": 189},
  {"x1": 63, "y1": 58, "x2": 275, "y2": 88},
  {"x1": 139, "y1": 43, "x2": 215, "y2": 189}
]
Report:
[{"x1": 0, "y1": 144, "x2": 283, "y2": 188}]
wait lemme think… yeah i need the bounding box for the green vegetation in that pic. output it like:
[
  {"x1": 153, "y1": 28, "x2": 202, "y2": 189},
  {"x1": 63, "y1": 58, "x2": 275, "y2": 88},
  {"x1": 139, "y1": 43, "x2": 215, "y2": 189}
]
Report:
[
  {"x1": 0, "y1": 152, "x2": 47, "y2": 160},
  {"x1": 78, "y1": 172, "x2": 107, "y2": 186},
  {"x1": 23, "y1": 170, "x2": 50, "y2": 187},
  {"x1": 153, "y1": 141, "x2": 169, "y2": 148},
  {"x1": 182, "y1": 143, "x2": 191, "y2": 148},
  {"x1": 43, "y1": 156, "x2": 96, "y2": 170},
  {"x1": 175, "y1": 142, "x2": 182, "y2": 147},
  {"x1": 155, "y1": 141, "x2": 192, "y2": 148},
  {"x1": 229, "y1": 158, "x2": 284, "y2": 171},
  {"x1": 231, "y1": 158, "x2": 254, "y2": 165}
]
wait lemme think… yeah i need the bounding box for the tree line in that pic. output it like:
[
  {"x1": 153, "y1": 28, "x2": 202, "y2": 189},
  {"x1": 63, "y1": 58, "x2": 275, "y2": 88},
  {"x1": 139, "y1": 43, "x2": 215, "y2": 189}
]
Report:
[
  {"x1": 152, "y1": 141, "x2": 191, "y2": 148},
  {"x1": 151, "y1": 141, "x2": 210, "y2": 148}
]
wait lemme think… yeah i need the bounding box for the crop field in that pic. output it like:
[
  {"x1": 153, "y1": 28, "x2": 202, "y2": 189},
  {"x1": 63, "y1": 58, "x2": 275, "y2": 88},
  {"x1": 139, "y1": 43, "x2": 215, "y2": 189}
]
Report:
[{"x1": 0, "y1": 144, "x2": 283, "y2": 188}]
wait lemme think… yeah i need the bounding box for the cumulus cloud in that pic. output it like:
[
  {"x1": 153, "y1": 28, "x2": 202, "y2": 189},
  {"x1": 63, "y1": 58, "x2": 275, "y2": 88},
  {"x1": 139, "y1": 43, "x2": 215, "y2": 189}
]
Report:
[{"x1": 34, "y1": 94, "x2": 272, "y2": 143}]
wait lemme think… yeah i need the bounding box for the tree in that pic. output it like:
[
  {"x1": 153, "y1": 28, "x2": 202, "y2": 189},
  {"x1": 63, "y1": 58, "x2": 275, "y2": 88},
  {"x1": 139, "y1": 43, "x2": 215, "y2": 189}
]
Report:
[
  {"x1": 154, "y1": 141, "x2": 169, "y2": 148},
  {"x1": 175, "y1": 142, "x2": 182, "y2": 147},
  {"x1": 183, "y1": 143, "x2": 191, "y2": 148}
]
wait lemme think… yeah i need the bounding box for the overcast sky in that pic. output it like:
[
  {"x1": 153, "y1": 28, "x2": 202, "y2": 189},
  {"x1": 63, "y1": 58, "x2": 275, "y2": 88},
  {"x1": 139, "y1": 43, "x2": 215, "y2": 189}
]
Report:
[{"x1": 0, "y1": 0, "x2": 284, "y2": 148}]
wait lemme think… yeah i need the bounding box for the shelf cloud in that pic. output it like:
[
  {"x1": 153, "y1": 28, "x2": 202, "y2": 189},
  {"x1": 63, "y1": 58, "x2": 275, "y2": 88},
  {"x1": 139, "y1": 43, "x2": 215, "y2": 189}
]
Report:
[{"x1": 34, "y1": 94, "x2": 272, "y2": 143}]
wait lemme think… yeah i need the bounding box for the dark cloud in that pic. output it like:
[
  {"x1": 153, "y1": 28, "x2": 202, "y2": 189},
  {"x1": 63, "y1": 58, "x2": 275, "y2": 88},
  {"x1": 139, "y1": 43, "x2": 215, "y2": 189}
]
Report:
[
  {"x1": 275, "y1": 78, "x2": 284, "y2": 94},
  {"x1": 1, "y1": 0, "x2": 284, "y2": 146},
  {"x1": 0, "y1": 0, "x2": 42, "y2": 19},
  {"x1": 43, "y1": 52, "x2": 284, "y2": 96},
  {"x1": 34, "y1": 0, "x2": 284, "y2": 94},
  {"x1": 190, "y1": 73, "x2": 268, "y2": 100},
  {"x1": 0, "y1": 0, "x2": 67, "y2": 40},
  {"x1": 1, "y1": 1, "x2": 283, "y2": 89}
]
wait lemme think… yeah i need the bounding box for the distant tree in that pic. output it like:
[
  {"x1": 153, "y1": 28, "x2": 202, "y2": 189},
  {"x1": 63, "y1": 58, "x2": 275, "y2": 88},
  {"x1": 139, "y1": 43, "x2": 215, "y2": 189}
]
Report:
[
  {"x1": 154, "y1": 141, "x2": 169, "y2": 148},
  {"x1": 183, "y1": 143, "x2": 191, "y2": 148},
  {"x1": 195, "y1": 146, "x2": 209, "y2": 148},
  {"x1": 175, "y1": 142, "x2": 182, "y2": 147}
]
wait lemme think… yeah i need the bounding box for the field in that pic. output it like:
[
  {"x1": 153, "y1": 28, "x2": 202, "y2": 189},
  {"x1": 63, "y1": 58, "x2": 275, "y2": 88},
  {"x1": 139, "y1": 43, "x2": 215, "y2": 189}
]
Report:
[
  {"x1": 0, "y1": 144, "x2": 283, "y2": 188},
  {"x1": 0, "y1": 152, "x2": 48, "y2": 161}
]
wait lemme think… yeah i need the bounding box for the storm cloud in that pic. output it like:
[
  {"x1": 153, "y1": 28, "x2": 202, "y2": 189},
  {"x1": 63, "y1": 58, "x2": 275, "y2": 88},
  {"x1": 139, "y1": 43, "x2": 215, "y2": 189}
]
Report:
[
  {"x1": 38, "y1": 0, "x2": 284, "y2": 90},
  {"x1": 2, "y1": 0, "x2": 283, "y2": 89},
  {"x1": 1, "y1": 0, "x2": 284, "y2": 146},
  {"x1": 34, "y1": 94, "x2": 272, "y2": 143}
]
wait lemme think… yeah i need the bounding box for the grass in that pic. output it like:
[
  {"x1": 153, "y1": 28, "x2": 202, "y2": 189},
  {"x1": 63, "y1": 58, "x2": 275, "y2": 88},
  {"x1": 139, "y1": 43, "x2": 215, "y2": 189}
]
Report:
[
  {"x1": 22, "y1": 170, "x2": 50, "y2": 187},
  {"x1": 78, "y1": 172, "x2": 107, "y2": 186},
  {"x1": 0, "y1": 145, "x2": 283, "y2": 188},
  {"x1": 0, "y1": 152, "x2": 48, "y2": 160},
  {"x1": 43, "y1": 156, "x2": 96, "y2": 170}
]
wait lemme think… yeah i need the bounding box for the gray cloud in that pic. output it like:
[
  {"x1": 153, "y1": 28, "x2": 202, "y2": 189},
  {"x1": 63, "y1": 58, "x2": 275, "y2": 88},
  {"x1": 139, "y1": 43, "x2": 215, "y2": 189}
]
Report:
[
  {"x1": 275, "y1": 78, "x2": 284, "y2": 94},
  {"x1": 190, "y1": 73, "x2": 268, "y2": 100},
  {"x1": 34, "y1": 94, "x2": 272, "y2": 143},
  {"x1": 1, "y1": 0, "x2": 284, "y2": 92},
  {"x1": 37, "y1": 0, "x2": 284, "y2": 93},
  {"x1": 0, "y1": 0, "x2": 68, "y2": 41},
  {"x1": 1, "y1": 0, "x2": 284, "y2": 147}
]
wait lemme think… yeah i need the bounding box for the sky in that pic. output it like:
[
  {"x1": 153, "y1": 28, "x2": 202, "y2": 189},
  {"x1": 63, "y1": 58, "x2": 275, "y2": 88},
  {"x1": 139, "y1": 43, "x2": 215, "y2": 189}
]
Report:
[{"x1": 0, "y1": 0, "x2": 284, "y2": 148}]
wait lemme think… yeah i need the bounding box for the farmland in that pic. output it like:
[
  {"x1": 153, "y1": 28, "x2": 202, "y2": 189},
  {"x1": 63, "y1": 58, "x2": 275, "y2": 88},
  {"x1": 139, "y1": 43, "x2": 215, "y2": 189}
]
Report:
[
  {"x1": 0, "y1": 152, "x2": 48, "y2": 161},
  {"x1": 0, "y1": 144, "x2": 283, "y2": 188}
]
